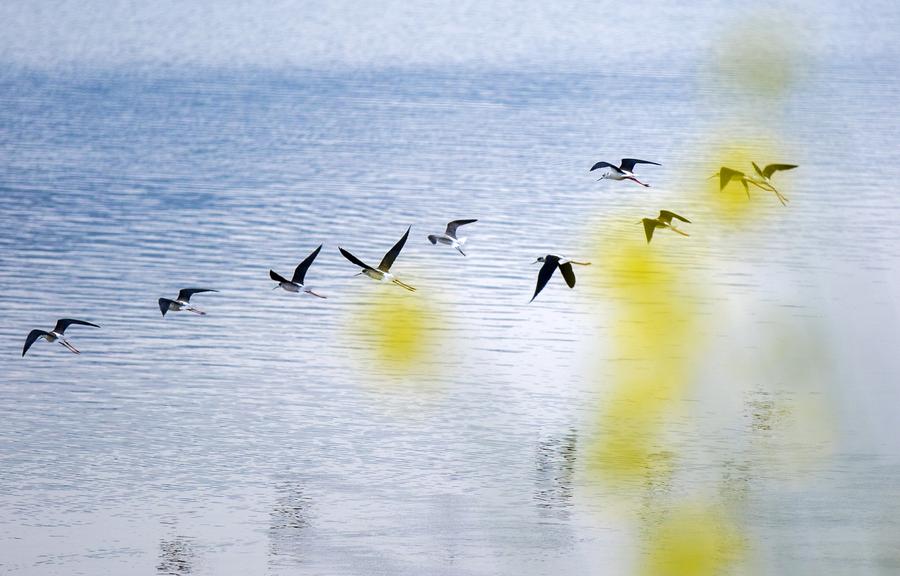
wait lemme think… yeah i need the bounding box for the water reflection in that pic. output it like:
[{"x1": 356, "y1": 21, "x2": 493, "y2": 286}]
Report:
[
  {"x1": 718, "y1": 458, "x2": 752, "y2": 507},
  {"x1": 157, "y1": 536, "x2": 195, "y2": 576},
  {"x1": 534, "y1": 429, "x2": 577, "y2": 518},
  {"x1": 268, "y1": 482, "x2": 312, "y2": 565}
]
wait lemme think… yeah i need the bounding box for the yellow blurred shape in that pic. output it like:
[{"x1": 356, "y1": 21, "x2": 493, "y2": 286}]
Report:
[
  {"x1": 705, "y1": 140, "x2": 781, "y2": 224},
  {"x1": 349, "y1": 291, "x2": 441, "y2": 373},
  {"x1": 641, "y1": 504, "x2": 744, "y2": 576},
  {"x1": 714, "y1": 15, "x2": 798, "y2": 95},
  {"x1": 589, "y1": 228, "x2": 700, "y2": 483}
]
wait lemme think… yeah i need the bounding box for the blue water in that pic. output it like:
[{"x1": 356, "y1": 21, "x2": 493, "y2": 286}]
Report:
[{"x1": 1, "y1": 2, "x2": 900, "y2": 574}]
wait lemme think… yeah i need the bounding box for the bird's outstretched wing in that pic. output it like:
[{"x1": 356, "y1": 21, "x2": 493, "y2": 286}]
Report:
[
  {"x1": 177, "y1": 288, "x2": 218, "y2": 302},
  {"x1": 762, "y1": 164, "x2": 798, "y2": 179},
  {"x1": 590, "y1": 161, "x2": 622, "y2": 173},
  {"x1": 659, "y1": 210, "x2": 691, "y2": 224},
  {"x1": 619, "y1": 158, "x2": 661, "y2": 172},
  {"x1": 531, "y1": 256, "x2": 560, "y2": 302},
  {"x1": 270, "y1": 270, "x2": 290, "y2": 284},
  {"x1": 559, "y1": 262, "x2": 576, "y2": 288},
  {"x1": 23, "y1": 329, "x2": 49, "y2": 356},
  {"x1": 378, "y1": 226, "x2": 410, "y2": 272},
  {"x1": 751, "y1": 161, "x2": 765, "y2": 179},
  {"x1": 339, "y1": 247, "x2": 379, "y2": 273},
  {"x1": 53, "y1": 318, "x2": 100, "y2": 334},
  {"x1": 642, "y1": 219, "x2": 659, "y2": 243},
  {"x1": 445, "y1": 219, "x2": 477, "y2": 238},
  {"x1": 718, "y1": 167, "x2": 745, "y2": 191},
  {"x1": 292, "y1": 244, "x2": 322, "y2": 284},
  {"x1": 158, "y1": 298, "x2": 174, "y2": 316}
]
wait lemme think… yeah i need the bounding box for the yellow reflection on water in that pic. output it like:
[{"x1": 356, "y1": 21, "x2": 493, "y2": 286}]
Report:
[
  {"x1": 583, "y1": 12, "x2": 821, "y2": 573},
  {"x1": 712, "y1": 14, "x2": 801, "y2": 96},
  {"x1": 348, "y1": 290, "x2": 442, "y2": 373},
  {"x1": 641, "y1": 504, "x2": 745, "y2": 576},
  {"x1": 589, "y1": 226, "x2": 701, "y2": 483}
]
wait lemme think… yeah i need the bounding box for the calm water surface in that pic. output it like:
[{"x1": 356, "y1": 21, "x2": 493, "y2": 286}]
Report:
[{"x1": 1, "y1": 3, "x2": 900, "y2": 575}]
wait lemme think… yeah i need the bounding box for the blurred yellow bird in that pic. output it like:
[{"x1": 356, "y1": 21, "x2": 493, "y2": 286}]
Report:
[{"x1": 639, "y1": 210, "x2": 691, "y2": 243}]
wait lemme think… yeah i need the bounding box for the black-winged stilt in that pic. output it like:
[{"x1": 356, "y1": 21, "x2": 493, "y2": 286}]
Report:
[
  {"x1": 339, "y1": 226, "x2": 416, "y2": 291},
  {"x1": 713, "y1": 165, "x2": 793, "y2": 205},
  {"x1": 427, "y1": 219, "x2": 477, "y2": 256},
  {"x1": 713, "y1": 166, "x2": 769, "y2": 198},
  {"x1": 590, "y1": 158, "x2": 661, "y2": 187},
  {"x1": 270, "y1": 244, "x2": 326, "y2": 298},
  {"x1": 530, "y1": 255, "x2": 591, "y2": 302},
  {"x1": 640, "y1": 210, "x2": 691, "y2": 243},
  {"x1": 22, "y1": 318, "x2": 100, "y2": 356},
  {"x1": 158, "y1": 288, "x2": 218, "y2": 316},
  {"x1": 751, "y1": 162, "x2": 796, "y2": 205}
]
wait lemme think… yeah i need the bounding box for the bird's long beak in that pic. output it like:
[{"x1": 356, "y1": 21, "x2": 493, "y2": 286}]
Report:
[
  {"x1": 272, "y1": 285, "x2": 280, "y2": 290},
  {"x1": 532, "y1": 259, "x2": 541, "y2": 264}
]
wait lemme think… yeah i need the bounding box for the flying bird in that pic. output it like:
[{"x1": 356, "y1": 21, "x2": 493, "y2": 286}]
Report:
[
  {"x1": 590, "y1": 158, "x2": 661, "y2": 187},
  {"x1": 22, "y1": 318, "x2": 100, "y2": 356},
  {"x1": 270, "y1": 244, "x2": 326, "y2": 298},
  {"x1": 339, "y1": 226, "x2": 416, "y2": 291},
  {"x1": 751, "y1": 162, "x2": 796, "y2": 205},
  {"x1": 427, "y1": 219, "x2": 477, "y2": 256},
  {"x1": 640, "y1": 210, "x2": 691, "y2": 243},
  {"x1": 530, "y1": 255, "x2": 591, "y2": 302},
  {"x1": 159, "y1": 288, "x2": 218, "y2": 316},
  {"x1": 712, "y1": 166, "x2": 774, "y2": 199}
]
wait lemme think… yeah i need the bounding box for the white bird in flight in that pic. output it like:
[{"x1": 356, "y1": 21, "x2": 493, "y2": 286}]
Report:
[
  {"x1": 339, "y1": 226, "x2": 416, "y2": 291},
  {"x1": 427, "y1": 219, "x2": 477, "y2": 256},
  {"x1": 590, "y1": 158, "x2": 661, "y2": 187},
  {"x1": 531, "y1": 255, "x2": 591, "y2": 302},
  {"x1": 22, "y1": 318, "x2": 100, "y2": 356},
  {"x1": 270, "y1": 244, "x2": 326, "y2": 298},
  {"x1": 158, "y1": 288, "x2": 218, "y2": 316}
]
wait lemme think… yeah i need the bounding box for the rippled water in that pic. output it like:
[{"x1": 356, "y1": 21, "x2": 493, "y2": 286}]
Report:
[{"x1": 2, "y1": 3, "x2": 900, "y2": 575}]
